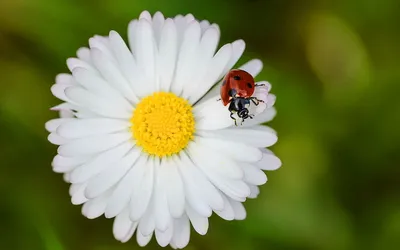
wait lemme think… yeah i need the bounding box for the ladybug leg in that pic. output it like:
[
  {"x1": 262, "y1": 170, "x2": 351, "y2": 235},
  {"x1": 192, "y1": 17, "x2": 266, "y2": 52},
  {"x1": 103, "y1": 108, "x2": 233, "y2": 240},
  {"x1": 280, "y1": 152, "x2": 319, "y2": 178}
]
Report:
[
  {"x1": 250, "y1": 97, "x2": 265, "y2": 105},
  {"x1": 250, "y1": 98, "x2": 259, "y2": 105},
  {"x1": 255, "y1": 83, "x2": 266, "y2": 87},
  {"x1": 216, "y1": 98, "x2": 222, "y2": 101},
  {"x1": 230, "y1": 112, "x2": 238, "y2": 126}
]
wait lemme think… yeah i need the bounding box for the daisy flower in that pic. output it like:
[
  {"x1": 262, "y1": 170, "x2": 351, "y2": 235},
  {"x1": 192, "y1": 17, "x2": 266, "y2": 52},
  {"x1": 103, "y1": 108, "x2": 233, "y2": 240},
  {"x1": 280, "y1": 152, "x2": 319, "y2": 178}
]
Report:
[{"x1": 45, "y1": 11, "x2": 281, "y2": 249}]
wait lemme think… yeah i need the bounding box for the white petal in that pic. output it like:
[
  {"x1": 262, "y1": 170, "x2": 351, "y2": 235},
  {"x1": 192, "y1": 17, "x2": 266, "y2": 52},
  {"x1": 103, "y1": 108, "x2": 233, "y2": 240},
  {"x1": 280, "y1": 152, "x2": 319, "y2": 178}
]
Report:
[
  {"x1": 214, "y1": 193, "x2": 234, "y2": 221},
  {"x1": 59, "y1": 109, "x2": 75, "y2": 118},
  {"x1": 229, "y1": 199, "x2": 247, "y2": 220},
  {"x1": 200, "y1": 126, "x2": 278, "y2": 148},
  {"x1": 196, "y1": 136, "x2": 262, "y2": 163},
  {"x1": 239, "y1": 59, "x2": 263, "y2": 77},
  {"x1": 69, "y1": 182, "x2": 83, "y2": 196},
  {"x1": 194, "y1": 97, "x2": 233, "y2": 130},
  {"x1": 113, "y1": 208, "x2": 138, "y2": 243},
  {"x1": 130, "y1": 156, "x2": 154, "y2": 221},
  {"x1": 248, "y1": 185, "x2": 260, "y2": 198},
  {"x1": 69, "y1": 140, "x2": 134, "y2": 183},
  {"x1": 127, "y1": 19, "x2": 138, "y2": 54},
  {"x1": 50, "y1": 103, "x2": 76, "y2": 113},
  {"x1": 51, "y1": 82, "x2": 71, "y2": 102},
  {"x1": 57, "y1": 118, "x2": 130, "y2": 139},
  {"x1": 174, "y1": 15, "x2": 193, "y2": 47},
  {"x1": 213, "y1": 179, "x2": 250, "y2": 202},
  {"x1": 139, "y1": 10, "x2": 152, "y2": 21},
  {"x1": 186, "y1": 205, "x2": 208, "y2": 235},
  {"x1": 72, "y1": 67, "x2": 132, "y2": 109},
  {"x1": 176, "y1": 167, "x2": 211, "y2": 217},
  {"x1": 162, "y1": 159, "x2": 185, "y2": 218},
  {"x1": 58, "y1": 132, "x2": 132, "y2": 157},
  {"x1": 71, "y1": 182, "x2": 88, "y2": 205},
  {"x1": 91, "y1": 48, "x2": 139, "y2": 103},
  {"x1": 63, "y1": 169, "x2": 71, "y2": 182},
  {"x1": 134, "y1": 19, "x2": 157, "y2": 95},
  {"x1": 171, "y1": 215, "x2": 190, "y2": 249},
  {"x1": 136, "y1": 229, "x2": 153, "y2": 247},
  {"x1": 64, "y1": 86, "x2": 132, "y2": 119},
  {"x1": 89, "y1": 36, "x2": 116, "y2": 63},
  {"x1": 108, "y1": 30, "x2": 145, "y2": 98},
  {"x1": 176, "y1": 152, "x2": 223, "y2": 213},
  {"x1": 199, "y1": 20, "x2": 210, "y2": 33},
  {"x1": 85, "y1": 148, "x2": 140, "y2": 199},
  {"x1": 56, "y1": 73, "x2": 76, "y2": 85},
  {"x1": 241, "y1": 163, "x2": 267, "y2": 185},
  {"x1": 45, "y1": 118, "x2": 73, "y2": 133},
  {"x1": 48, "y1": 133, "x2": 70, "y2": 145},
  {"x1": 76, "y1": 47, "x2": 92, "y2": 63},
  {"x1": 184, "y1": 13, "x2": 195, "y2": 23},
  {"x1": 66, "y1": 58, "x2": 94, "y2": 72},
  {"x1": 104, "y1": 149, "x2": 142, "y2": 218},
  {"x1": 81, "y1": 191, "x2": 110, "y2": 219},
  {"x1": 256, "y1": 148, "x2": 282, "y2": 170},
  {"x1": 170, "y1": 242, "x2": 177, "y2": 249},
  {"x1": 189, "y1": 44, "x2": 232, "y2": 104},
  {"x1": 190, "y1": 138, "x2": 244, "y2": 178},
  {"x1": 181, "y1": 26, "x2": 220, "y2": 99},
  {"x1": 152, "y1": 11, "x2": 165, "y2": 45},
  {"x1": 171, "y1": 20, "x2": 201, "y2": 95},
  {"x1": 154, "y1": 159, "x2": 171, "y2": 231},
  {"x1": 187, "y1": 142, "x2": 250, "y2": 201},
  {"x1": 138, "y1": 199, "x2": 156, "y2": 236},
  {"x1": 105, "y1": 168, "x2": 135, "y2": 218},
  {"x1": 158, "y1": 18, "x2": 178, "y2": 92},
  {"x1": 253, "y1": 84, "x2": 270, "y2": 99},
  {"x1": 52, "y1": 155, "x2": 87, "y2": 173},
  {"x1": 266, "y1": 93, "x2": 276, "y2": 108},
  {"x1": 222, "y1": 39, "x2": 245, "y2": 78},
  {"x1": 136, "y1": 231, "x2": 153, "y2": 247},
  {"x1": 258, "y1": 81, "x2": 272, "y2": 91},
  {"x1": 155, "y1": 219, "x2": 173, "y2": 247},
  {"x1": 200, "y1": 26, "x2": 219, "y2": 57},
  {"x1": 73, "y1": 108, "x2": 99, "y2": 119},
  {"x1": 173, "y1": 15, "x2": 184, "y2": 33}
]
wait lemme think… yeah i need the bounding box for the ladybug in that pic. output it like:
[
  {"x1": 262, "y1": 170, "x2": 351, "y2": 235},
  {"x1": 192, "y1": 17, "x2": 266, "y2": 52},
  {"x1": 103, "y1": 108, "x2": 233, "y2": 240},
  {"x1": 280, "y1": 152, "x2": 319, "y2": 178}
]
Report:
[{"x1": 219, "y1": 69, "x2": 265, "y2": 125}]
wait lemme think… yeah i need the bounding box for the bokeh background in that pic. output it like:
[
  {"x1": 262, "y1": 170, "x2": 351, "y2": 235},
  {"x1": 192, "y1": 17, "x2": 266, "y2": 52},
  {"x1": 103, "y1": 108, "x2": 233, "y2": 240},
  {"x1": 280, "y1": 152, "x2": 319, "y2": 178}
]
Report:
[{"x1": 1, "y1": 0, "x2": 399, "y2": 249}]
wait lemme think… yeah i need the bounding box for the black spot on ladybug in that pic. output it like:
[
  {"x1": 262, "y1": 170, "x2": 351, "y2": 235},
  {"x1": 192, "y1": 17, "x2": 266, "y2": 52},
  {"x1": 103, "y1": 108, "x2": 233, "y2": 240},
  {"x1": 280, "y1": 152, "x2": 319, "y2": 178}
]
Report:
[
  {"x1": 228, "y1": 88, "x2": 237, "y2": 97},
  {"x1": 233, "y1": 75, "x2": 241, "y2": 80},
  {"x1": 222, "y1": 80, "x2": 226, "y2": 86},
  {"x1": 247, "y1": 83, "x2": 252, "y2": 88}
]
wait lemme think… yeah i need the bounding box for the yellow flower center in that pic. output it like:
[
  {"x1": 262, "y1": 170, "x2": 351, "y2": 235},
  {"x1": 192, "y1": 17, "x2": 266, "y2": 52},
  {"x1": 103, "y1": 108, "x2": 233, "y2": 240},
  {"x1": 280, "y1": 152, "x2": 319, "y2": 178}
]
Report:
[{"x1": 131, "y1": 92, "x2": 196, "y2": 157}]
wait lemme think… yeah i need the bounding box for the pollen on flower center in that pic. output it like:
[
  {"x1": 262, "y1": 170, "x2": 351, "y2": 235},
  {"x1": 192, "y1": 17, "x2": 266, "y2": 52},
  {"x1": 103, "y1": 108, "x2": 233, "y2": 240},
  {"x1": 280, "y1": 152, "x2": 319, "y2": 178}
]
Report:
[{"x1": 131, "y1": 92, "x2": 196, "y2": 157}]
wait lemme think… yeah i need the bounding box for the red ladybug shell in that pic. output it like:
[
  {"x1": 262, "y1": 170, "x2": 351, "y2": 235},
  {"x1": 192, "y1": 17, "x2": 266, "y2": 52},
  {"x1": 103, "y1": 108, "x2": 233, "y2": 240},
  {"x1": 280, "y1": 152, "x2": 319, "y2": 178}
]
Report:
[{"x1": 220, "y1": 69, "x2": 255, "y2": 106}]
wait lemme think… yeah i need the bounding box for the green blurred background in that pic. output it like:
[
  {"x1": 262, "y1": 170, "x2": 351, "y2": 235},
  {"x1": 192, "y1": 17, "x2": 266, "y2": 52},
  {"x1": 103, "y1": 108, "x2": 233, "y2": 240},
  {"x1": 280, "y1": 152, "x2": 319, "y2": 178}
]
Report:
[{"x1": 1, "y1": 0, "x2": 399, "y2": 249}]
